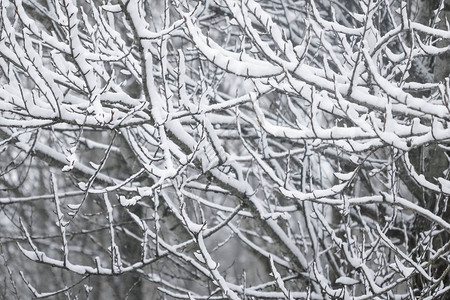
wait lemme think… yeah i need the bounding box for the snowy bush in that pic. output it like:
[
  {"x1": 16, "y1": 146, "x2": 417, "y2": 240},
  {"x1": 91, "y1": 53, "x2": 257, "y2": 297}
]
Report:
[{"x1": 0, "y1": 0, "x2": 449, "y2": 298}]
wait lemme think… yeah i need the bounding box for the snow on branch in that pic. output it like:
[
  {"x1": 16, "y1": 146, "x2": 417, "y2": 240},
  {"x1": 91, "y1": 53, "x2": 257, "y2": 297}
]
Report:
[{"x1": 1, "y1": 0, "x2": 449, "y2": 298}]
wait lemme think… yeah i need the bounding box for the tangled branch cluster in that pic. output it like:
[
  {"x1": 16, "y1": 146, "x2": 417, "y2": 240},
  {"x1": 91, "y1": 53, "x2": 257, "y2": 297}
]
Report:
[{"x1": 0, "y1": 0, "x2": 449, "y2": 299}]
